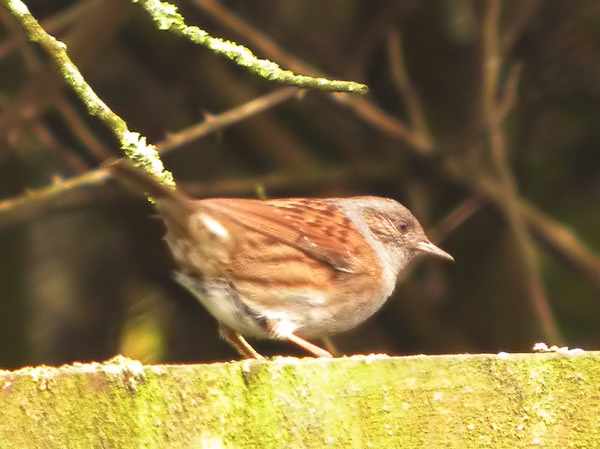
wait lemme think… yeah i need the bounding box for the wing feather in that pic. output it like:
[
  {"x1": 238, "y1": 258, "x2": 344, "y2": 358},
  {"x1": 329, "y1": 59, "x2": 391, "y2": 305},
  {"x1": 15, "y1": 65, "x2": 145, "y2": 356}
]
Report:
[{"x1": 199, "y1": 198, "x2": 368, "y2": 274}]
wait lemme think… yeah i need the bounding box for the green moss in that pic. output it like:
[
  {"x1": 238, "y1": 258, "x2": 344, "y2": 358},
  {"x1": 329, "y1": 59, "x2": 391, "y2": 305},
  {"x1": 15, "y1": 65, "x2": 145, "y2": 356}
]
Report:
[
  {"x1": 2, "y1": 353, "x2": 600, "y2": 448},
  {"x1": 3, "y1": 0, "x2": 175, "y2": 196},
  {"x1": 131, "y1": 0, "x2": 368, "y2": 94}
]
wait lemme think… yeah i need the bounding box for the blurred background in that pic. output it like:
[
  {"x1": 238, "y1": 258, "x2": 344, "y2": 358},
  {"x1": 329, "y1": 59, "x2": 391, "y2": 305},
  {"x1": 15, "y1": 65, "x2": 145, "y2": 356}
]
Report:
[{"x1": 1, "y1": 0, "x2": 599, "y2": 368}]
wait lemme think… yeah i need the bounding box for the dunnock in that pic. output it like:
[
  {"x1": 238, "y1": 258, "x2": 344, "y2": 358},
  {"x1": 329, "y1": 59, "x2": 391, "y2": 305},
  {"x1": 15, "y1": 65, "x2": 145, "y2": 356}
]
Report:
[{"x1": 112, "y1": 163, "x2": 454, "y2": 358}]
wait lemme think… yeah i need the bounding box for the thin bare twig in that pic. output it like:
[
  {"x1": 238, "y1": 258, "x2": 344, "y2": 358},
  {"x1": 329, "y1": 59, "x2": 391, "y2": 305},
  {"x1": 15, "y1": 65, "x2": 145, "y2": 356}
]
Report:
[
  {"x1": 201, "y1": 61, "x2": 316, "y2": 168},
  {"x1": 1, "y1": 3, "x2": 106, "y2": 171},
  {"x1": 481, "y1": 0, "x2": 562, "y2": 344},
  {"x1": 523, "y1": 204, "x2": 600, "y2": 289},
  {"x1": 431, "y1": 196, "x2": 484, "y2": 243},
  {"x1": 439, "y1": 155, "x2": 600, "y2": 294},
  {"x1": 0, "y1": 0, "x2": 129, "y2": 150},
  {"x1": 387, "y1": 29, "x2": 432, "y2": 148},
  {"x1": 0, "y1": 169, "x2": 110, "y2": 230},
  {"x1": 0, "y1": 86, "x2": 305, "y2": 228},
  {"x1": 497, "y1": 64, "x2": 522, "y2": 122},
  {"x1": 158, "y1": 87, "x2": 301, "y2": 153},
  {"x1": 1, "y1": 0, "x2": 598, "y2": 308},
  {"x1": 54, "y1": 96, "x2": 114, "y2": 162},
  {"x1": 3, "y1": 0, "x2": 174, "y2": 188},
  {"x1": 396, "y1": 195, "x2": 484, "y2": 283},
  {"x1": 502, "y1": 0, "x2": 542, "y2": 55},
  {"x1": 193, "y1": 0, "x2": 431, "y2": 153},
  {"x1": 0, "y1": 5, "x2": 39, "y2": 68},
  {"x1": 475, "y1": 176, "x2": 600, "y2": 290},
  {"x1": 32, "y1": 122, "x2": 89, "y2": 174}
]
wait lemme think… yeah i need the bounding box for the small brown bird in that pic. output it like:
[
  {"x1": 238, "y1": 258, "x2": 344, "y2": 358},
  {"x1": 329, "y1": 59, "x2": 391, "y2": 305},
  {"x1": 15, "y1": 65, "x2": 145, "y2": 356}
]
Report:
[{"x1": 111, "y1": 163, "x2": 454, "y2": 358}]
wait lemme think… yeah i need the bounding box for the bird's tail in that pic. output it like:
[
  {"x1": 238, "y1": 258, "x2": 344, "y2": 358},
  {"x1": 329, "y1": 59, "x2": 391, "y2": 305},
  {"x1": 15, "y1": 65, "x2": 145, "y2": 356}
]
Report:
[{"x1": 109, "y1": 161, "x2": 189, "y2": 208}]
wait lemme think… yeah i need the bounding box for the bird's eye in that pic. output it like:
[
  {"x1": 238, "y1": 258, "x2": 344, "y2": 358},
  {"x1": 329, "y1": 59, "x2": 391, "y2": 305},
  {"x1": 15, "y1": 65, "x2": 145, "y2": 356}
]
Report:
[{"x1": 398, "y1": 222, "x2": 409, "y2": 233}]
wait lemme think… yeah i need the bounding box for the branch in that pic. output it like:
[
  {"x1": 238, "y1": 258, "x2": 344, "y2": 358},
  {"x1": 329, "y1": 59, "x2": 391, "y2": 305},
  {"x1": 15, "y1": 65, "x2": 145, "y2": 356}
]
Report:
[
  {"x1": 193, "y1": 0, "x2": 431, "y2": 153},
  {"x1": 481, "y1": 0, "x2": 562, "y2": 344},
  {"x1": 158, "y1": 87, "x2": 301, "y2": 153},
  {"x1": 2, "y1": 0, "x2": 598, "y2": 302},
  {"x1": 0, "y1": 0, "x2": 128, "y2": 147},
  {"x1": 131, "y1": 0, "x2": 367, "y2": 94},
  {"x1": 387, "y1": 29, "x2": 432, "y2": 148},
  {"x1": 430, "y1": 196, "x2": 484, "y2": 243},
  {"x1": 54, "y1": 96, "x2": 114, "y2": 162},
  {"x1": 0, "y1": 87, "x2": 306, "y2": 229},
  {"x1": 502, "y1": 0, "x2": 542, "y2": 54},
  {"x1": 174, "y1": 64, "x2": 315, "y2": 168},
  {"x1": 193, "y1": 0, "x2": 600, "y2": 300},
  {"x1": 441, "y1": 157, "x2": 600, "y2": 294},
  {"x1": 2, "y1": 0, "x2": 174, "y2": 188},
  {"x1": 31, "y1": 122, "x2": 90, "y2": 174},
  {"x1": 513, "y1": 193, "x2": 600, "y2": 289},
  {"x1": 0, "y1": 0, "x2": 99, "y2": 59}
]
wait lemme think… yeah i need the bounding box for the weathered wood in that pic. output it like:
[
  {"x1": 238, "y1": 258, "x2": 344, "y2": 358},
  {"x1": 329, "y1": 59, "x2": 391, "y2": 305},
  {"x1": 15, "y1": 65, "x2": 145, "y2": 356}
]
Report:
[{"x1": 1, "y1": 352, "x2": 599, "y2": 448}]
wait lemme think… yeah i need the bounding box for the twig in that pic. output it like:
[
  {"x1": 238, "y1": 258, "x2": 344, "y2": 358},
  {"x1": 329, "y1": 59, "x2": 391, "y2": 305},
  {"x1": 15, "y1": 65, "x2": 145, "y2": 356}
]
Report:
[
  {"x1": 396, "y1": 195, "x2": 484, "y2": 283},
  {"x1": 54, "y1": 96, "x2": 114, "y2": 162},
  {"x1": 193, "y1": 0, "x2": 431, "y2": 153},
  {"x1": 0, "y1": 0, "x2": 128, "y2": 154},
  {"x1": 0, "y1": 0, "x2": 99, "y2": 59},
  {"x1": 0, "y1": 161, "x2": 395, "y2": 230},
  {"x1": 523, "y1": 204, "x2": 600, "y2": 289},
  {"x1": 430, "y1": 196, "x2": 484, "y2": 243},
  {"x1": 497, "y1": 64, "x2": 522, "y2": 122},
  {"x1": 344, "y1": 4, "x2": 408, "y2": 80},
  {"x1": 437, "y1": 155, "x2": 600, "y2": 295},
  {"x1": 0, "y1": 4, "x2": 38, "y2": 68},
  {"x1": 0, "y1": 86, "x2": 306, "y2": 228},
  {"x1": 502, "y1": 0, "x2": 542, "y2": 55},
  {"x1": 387, "y1": 29, "x2": 432, "y2": 148},
  {"x1": 2, "y1": 0, "x2": 174, "y2": 188},
  {"x1": 481, "y1": 0, "x2": 562, "y2": 344},
  {"x1": 1, "y1": 2, "x2": 108, "y2": 171},
  {"x1": 157, "y1": 87, "x2": 301, "y2": 153},
  {"x1": 0, "y1": 169, "x2": 110, "y2": 229},
  {"x1": 32, "y1": 122, "x2": 89, "y2": 174},
  {"x1": 175, "y1": 62, "x2": 315, "y2": 168},
  {"x1": 1, "y1": 1, "x2": 598, "y2": 303},
  {"x1": 182, "y1": 162, "x2": 397, "y2": 197},
  {"x1": 131, "y1": 0, "x2": 367, "y2": 94},
  {"x1": 475, "y1": 176, "x2": 600, "y2": 290}
]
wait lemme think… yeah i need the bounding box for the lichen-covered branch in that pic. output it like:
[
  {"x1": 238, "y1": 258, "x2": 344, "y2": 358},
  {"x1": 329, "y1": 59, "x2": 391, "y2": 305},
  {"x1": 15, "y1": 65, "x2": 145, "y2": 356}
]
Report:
[
  {"x1": 0, "y1": 0, "x2": 98, "y2": 59},
  {"x1": 131, "y1": 0, "x2": 368, "y2": 94},
  {"x1": 0, "y1": 86, "x2": 304, "y2": 229},
  {"x1": 2, "y1": 353, "x2": 599, "y2": 448},
  {"x1": 193, "y1": 0, "x2": 429, "y2": 152},
  {"x1": 1, "y1": 0, "x2": 174, "y2": 189}
]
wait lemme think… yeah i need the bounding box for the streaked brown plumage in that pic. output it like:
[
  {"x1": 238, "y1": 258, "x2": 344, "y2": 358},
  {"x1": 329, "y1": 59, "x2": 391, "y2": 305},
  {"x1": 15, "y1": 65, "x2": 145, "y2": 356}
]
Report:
[{"x1": 111, "y1": 163, "x2": 454, "y2": 358}]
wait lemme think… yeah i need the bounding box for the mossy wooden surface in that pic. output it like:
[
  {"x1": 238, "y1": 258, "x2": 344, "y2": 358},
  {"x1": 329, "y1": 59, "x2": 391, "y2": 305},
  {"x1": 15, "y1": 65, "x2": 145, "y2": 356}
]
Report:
[{"x1": 1, "y1": 353, "x2": 599, "y2": 448}]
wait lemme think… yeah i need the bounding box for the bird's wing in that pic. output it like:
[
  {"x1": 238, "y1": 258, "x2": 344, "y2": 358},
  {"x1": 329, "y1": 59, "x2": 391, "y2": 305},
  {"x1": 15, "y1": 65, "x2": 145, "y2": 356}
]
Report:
[{"x1": 199, "y1": 198, "x2": 373, "y2": 274}]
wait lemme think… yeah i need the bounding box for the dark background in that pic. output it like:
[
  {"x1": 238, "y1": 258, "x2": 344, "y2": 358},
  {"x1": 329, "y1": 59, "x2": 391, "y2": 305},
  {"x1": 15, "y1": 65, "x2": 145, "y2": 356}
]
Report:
[{"x1": 1, "y1": 0, "x2": 599, "y2": 368}]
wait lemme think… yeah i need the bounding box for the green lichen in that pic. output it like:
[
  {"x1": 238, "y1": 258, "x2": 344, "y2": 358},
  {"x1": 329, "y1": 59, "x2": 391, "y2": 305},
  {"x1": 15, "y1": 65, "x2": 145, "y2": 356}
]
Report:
[
  {"x1": 131, "y1": 0, "x2": 368, "y2": 94},
  {"x1": 2, "y1": 352, "x2": 600, "y2": 448},
  {"x1": 2, "y1": 0, "x2": 175, "y2": 196}
]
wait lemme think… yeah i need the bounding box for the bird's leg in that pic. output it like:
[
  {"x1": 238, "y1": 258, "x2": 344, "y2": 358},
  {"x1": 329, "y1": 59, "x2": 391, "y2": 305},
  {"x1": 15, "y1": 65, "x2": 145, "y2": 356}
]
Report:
[
  {"x1": 321, "y1": 336, "x2": 339, "y2": 356},
  {"x1": 286, "y1": 333, "x2": 333, "y2": 358},
  {"x1": 266, "y1": 320, "x2": 333, "y2": 358},
  {"x1": 218, "y1": 325, "x2": 264, "y2": 359}
]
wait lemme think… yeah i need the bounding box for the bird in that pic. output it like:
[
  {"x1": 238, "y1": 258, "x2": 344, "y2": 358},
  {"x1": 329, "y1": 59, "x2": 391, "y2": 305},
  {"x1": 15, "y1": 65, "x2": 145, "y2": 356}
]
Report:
[{"x1": 111, "y1": 162, "x2": 454, "y2": 358}]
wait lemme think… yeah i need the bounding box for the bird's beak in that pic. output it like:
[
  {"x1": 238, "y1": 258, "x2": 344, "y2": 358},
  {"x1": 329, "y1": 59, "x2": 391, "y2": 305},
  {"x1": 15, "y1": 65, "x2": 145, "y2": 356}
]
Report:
[{"x1": 415, "y1": 240, "x2": 455, "y2": 262}]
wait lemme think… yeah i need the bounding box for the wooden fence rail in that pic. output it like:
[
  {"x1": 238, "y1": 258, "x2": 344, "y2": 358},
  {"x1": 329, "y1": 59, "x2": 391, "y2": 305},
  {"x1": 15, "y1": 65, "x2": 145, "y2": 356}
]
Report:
[{"x1": 1, "y1": 352, "x2": 599, "y2": 448}]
